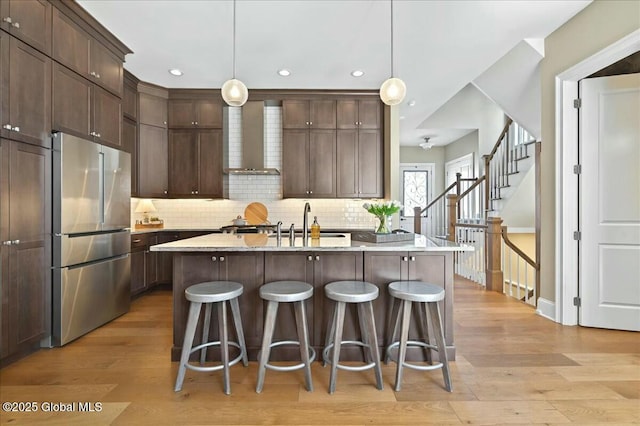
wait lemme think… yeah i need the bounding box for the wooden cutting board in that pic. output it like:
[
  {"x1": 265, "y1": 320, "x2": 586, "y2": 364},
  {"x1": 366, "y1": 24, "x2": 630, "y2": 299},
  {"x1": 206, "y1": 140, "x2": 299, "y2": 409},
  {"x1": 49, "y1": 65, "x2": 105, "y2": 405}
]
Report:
[{"x1": 244, "y1": 202, "x2": 268, "y2": 225}]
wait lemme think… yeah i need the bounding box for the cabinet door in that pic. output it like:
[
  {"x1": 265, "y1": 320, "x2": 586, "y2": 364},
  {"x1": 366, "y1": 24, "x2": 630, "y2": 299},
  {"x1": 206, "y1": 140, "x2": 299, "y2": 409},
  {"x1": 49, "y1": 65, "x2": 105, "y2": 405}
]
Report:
[
  {"x1": 168, "y1": 129, "x2": 197, "y2": 196},
  {"x1": 92, "y1": 85, "x2": 121, "y2": 149},
  {"x1": 122, "y1": 118, "x2": 137, "y2": 195},
  {"x1": 282, "y1": 129, "x2": 309, "y2": 197},
  {"x1": 263, "y1": 252, "x2": 314, "y2": 348},
  {"x1": 167, "y1": 99, "x2": 194, "y2": 128},
  {"x1": 218, "y1": 252, "x2": 264, "y2": 347},
  {"x1": 130, "y1": 249, "x2": 146, "y2": 295},
  {"x1": 3, "y1": 36, "x2": 51, "y2": 147},
  {"x1": 313, "y1": 251, "x2": 363, "y2": 348},
  {"x1": 357, "y1": 130, "x2": 383, "y2": 197},
  {"x1": 52, "y1": 62, "x2": 91, "y2": 138},
  {"x1": 198, "y1": 129, "x2": 223, "y2": 197},
  {"x1": 0, "y1": 0, "x2": 51, "y2": 55},
  {"x1": 157, "y1": 232, "x2": 180, "y2": 284},
  {"x1": 52, "y1": 8, "x2": 89, "y2": 76},
  {"x1": 308, "y1": 129, "x2": 336, "y2": 197},
  {"x1": 139, "y1": 93, "x2": 167, "y2": 128},
  {"x1": 357, "y1": 99, "x2": 381, "y2": 129},
  {"x1": 89, "y1": 39, "x2": 122, "y2": 97},
  {"x1": 282, "y1": 100, "x2": 309, "y2": 129},
  {"x1": 195, "y1": 100, "x2": 222, "y2": 128},
  {"x1": 310, "y1": 100, "x2": 336, "y2": 129},
  {"x1": 138, "y1": 123, "x2": 168, "y2": 198},
  {"x1": 336, "y1": 130, "x2": 358, "y2": 197},
  {"x1": 0, "y1": 140, "x2": 8, "y2": 358},
  {"x1": 2, "y1": 140, "x2": 51, "y2": 357},
  {"x1": 336, "y1": 100, "x2": 358, "y2": 129},
  {"x1": 122, "y1": 78, "x2": 137, "y2": 120},
  {"x1": 145, "y1": 234, "x2": 158, "y2": 287}
]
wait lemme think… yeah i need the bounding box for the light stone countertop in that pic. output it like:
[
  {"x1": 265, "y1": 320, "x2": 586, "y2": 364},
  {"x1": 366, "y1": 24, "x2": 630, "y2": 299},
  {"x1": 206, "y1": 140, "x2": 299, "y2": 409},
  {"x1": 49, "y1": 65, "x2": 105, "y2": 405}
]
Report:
[{"x1": 149, "y1": 232, "x2": 472, "y2": 252}]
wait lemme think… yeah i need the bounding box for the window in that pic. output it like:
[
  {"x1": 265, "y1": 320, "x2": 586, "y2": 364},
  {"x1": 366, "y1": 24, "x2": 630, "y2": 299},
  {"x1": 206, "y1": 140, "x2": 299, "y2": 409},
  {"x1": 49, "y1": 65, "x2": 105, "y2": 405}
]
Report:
[{"x1": 400, "y1": 164, "x2": 433, "y2": 217}]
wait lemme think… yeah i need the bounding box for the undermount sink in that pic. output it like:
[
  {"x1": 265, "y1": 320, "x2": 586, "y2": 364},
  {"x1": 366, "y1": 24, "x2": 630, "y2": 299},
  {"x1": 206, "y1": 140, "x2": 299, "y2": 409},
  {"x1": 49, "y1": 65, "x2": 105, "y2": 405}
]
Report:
[{"x1": 268, "y1": 232, "x2": 347, "y2": 238}]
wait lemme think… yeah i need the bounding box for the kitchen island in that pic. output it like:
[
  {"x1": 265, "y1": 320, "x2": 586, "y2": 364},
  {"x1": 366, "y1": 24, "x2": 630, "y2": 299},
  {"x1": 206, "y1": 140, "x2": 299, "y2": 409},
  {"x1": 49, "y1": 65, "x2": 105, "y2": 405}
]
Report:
[{"x1": 151, "y1": 233, "x2": 469, "y2": 362}]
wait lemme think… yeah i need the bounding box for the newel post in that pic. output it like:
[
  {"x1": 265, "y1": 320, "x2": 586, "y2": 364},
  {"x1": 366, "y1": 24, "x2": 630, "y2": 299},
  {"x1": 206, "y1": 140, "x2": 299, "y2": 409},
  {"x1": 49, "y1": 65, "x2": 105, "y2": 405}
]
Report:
[
  {"x1": 413, "y1": 206, "x2": 422, "y2": 235},
  {"x1": 486, "y1": 216, "x2": 503, "y2": 292},
  {"x1": 446, "y1": 194, "x2": 457, "y2": 242}
]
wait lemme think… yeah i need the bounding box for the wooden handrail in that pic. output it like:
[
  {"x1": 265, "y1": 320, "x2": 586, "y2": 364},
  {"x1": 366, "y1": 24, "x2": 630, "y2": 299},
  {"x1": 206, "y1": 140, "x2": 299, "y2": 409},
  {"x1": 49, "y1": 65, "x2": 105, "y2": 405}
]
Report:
[
  {"x1": 500, "y1": 226, "x2": 539, "y2": 270},
  {"x1": 486, "y1": 118, "x2": 513, "y2": 160},
  {"x1": 454, "y1": 222, "x2": 487, "y2": 229},
  {"x1": 420, "y1": 181, "x2": 457, "y2": 215},
  {"x1": 458, "y1": 175, "x2": 485, "y2": 200}
]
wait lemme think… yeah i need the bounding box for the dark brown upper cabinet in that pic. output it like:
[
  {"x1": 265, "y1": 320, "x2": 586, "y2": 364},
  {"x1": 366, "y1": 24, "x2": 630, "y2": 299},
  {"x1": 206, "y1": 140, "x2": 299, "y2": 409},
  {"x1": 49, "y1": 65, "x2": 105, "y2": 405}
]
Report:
[
  {"x1": 139, "y1": 89, "x2": 167, "y2": 128},
  {"x1": 123, "y1": 71, "x2": 138, "y2": 120},
  {"x1": 168, "y1": 129, "x2": 223, "y2": 198},
  {"x1": 336, "y1": 129, "x2": 383, "y2": 198},
  {"x1": 52, "y1": 7, "x2": 123, "y2": 97},
  {"x1": 337, "y1": 99, "x2": 381, "y2": 130},
  {"x1": 282, "y1": 99, "x2": 336, "y2": 129},
  {"x1": 138, "y1": 123, "x2": 168, "y2": 198},
  {"x1": 168, "y1": 99, "x2": 222, "y2": 129},
  {"x1": 0, "y1": 0, "x2": 51, "y2": 55},
  {"x1": 0, "y1": 33, "x2": 51, "y2": 148},
  {"x1": 52, "y1": 62, "x2": 121, "y2": 149},
  {"x1": 122, "y1": 117, "x2": 137, "y2": 195},
  {"x1": 282, "y1": 129, "x2": 336, "y2": 198}
]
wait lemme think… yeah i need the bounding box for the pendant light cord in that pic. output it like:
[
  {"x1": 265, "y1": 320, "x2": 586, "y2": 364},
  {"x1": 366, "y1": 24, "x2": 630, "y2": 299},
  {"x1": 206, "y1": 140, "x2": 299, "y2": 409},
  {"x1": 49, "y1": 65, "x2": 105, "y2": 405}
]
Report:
[
  {"x1": 390, "y1": 0, "x2": 394, "y2": 77},
  {"x1": 232, "y1": 0, "x2": 237, "y2": 78}
]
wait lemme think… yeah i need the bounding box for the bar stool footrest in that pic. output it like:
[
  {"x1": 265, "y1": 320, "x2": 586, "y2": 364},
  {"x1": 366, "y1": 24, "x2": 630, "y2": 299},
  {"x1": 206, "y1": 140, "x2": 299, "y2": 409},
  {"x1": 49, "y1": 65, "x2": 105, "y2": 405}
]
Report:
[
  {"x1": 323, "y1": 340, "x2": 377, "y2": 372},
  {"x1": 260, "y1": 340, "x2": 317, "y2": 372},
  {"x1": 184, "y1": 341, "x2": 244, "y2": 373},
  {"x1": 386, "y1": 340, "x2": 444, "y2": 371}
]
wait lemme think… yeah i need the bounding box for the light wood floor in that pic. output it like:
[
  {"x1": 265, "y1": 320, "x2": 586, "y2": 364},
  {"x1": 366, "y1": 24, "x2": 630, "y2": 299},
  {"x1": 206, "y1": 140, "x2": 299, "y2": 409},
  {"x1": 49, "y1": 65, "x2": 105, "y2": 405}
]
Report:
[{"x1": 1, "y1": 277, "x2": 638, "y2": 425}]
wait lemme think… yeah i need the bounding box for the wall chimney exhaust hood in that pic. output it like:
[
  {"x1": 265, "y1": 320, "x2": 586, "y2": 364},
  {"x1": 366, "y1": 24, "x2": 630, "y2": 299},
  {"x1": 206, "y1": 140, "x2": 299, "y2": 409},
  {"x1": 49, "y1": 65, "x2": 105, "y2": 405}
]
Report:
[{"x1": 224, "y1": 101, "x2": 280, "y2": 175}]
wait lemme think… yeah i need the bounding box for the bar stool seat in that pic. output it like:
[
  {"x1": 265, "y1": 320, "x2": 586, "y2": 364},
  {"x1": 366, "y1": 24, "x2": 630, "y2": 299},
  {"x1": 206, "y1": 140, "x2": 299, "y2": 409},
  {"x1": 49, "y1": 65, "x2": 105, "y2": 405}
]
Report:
[
  {"x1": 386, "y1": 280, "x2": 452, "y2": 392},
  {"x1": 256, "y1": 281, "x2": 315, "y2": 393},
  {"x1": 174, "y1": 281, "x2": 248, "y2": 395},
  {"x1": 323, "y1": 281, "x2": 383, "y2": 394}
]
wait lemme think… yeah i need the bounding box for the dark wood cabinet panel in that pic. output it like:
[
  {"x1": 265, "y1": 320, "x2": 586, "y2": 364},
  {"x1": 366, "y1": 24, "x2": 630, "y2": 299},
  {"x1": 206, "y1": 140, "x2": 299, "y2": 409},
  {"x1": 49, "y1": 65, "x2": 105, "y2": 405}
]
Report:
[
  {"x1": 336, "y1": 100, "x2": 358, "y2": 129},
  {"x1": 168, "y1": 129, "x2": 196, "y2": 196},
  {"x1": 145, "y1": 234, "x2": 158, "y2": 286},
  {"x1": 122, "y1": 74, "x2": 137, "y2": 120},
  {"x1": 337, "y1": 99, "x2": 381, "y2": 130},
  {"x1": 89, "y1": 38, "x2": 122, "y2": 97},
  {"x1": 138, "y1": 123, "x2": 168, "y2": 198},
  {"x1": 282, "y1": 129, "x2": 309, "y2": 197},
  {"x1": 198, "y1": 130, "x2": 223, "y2": 197},
  {"x1": 0, "y1": 0, "x2": 51, "y2": 55},
  {"x1": 336, "y1": 129, "x2": 382, "y2": 198},
  {"x1": 92, "y1": 85, "x2": 121, "y2": 148},
  {"x1": 283, "y1": 99, "x2": 336, "y2": 129},
  {"x1": 168, "y1": 99, "x2": 222, "y2": 129},
  {"x1": 52, "y1": 61, "x2": 91, "y2": 137},
  {"x1": 309, "y1": 129, "x2": 336, "y2": 197},
  {"x1": 139, "y1": 92, "x2": 167, "y2": 128},
  {"x1": 0, "y1": 138, "x2": 51, "y2": 360},
  {"x1": 130, "y1": 248, "x2": 146, "y2": 295},
  {"x1": 1, "y1": 34, "x2": 51, "y2": 147},
  {"x1": 51, "y1": 7, "x2": 89, "y2": 76},
  {"x1": 122, "y1": 118, "x2": 137, "y2": 195}
]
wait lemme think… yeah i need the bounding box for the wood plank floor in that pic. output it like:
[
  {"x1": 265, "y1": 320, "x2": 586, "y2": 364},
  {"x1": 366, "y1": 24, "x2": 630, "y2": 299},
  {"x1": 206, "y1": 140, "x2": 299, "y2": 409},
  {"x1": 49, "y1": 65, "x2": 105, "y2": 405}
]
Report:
[{"x1": 1, "y1": 277, "x2": 638, "y2": 425}]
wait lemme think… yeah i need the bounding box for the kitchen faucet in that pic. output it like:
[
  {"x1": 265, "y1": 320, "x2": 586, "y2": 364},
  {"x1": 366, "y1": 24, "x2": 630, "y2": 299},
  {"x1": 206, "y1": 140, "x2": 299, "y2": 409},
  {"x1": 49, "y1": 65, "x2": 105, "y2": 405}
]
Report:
[{"x1": 302, "y1": 202, "x2": 311, "y2": 242}]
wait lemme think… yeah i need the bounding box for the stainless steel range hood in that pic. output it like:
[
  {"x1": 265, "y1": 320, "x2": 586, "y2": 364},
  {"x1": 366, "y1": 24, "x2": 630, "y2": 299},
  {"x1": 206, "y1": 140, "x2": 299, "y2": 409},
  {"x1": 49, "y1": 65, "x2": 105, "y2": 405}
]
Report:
[{"x1": 224, "y1": 101, "x2": 280, "y2": 175}]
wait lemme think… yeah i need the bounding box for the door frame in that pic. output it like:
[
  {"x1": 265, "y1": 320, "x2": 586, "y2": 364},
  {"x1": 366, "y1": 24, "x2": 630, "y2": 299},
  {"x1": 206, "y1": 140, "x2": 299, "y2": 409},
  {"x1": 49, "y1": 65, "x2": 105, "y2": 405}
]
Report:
[
  {"x1": 555, "y1": 29, "x2": 640, "y2": 325},
  {"x1": 445, "y1": 153, "x2": 475, "y2": 185},
  {"x1": 399, "y1": 162, "x2": 434, "y2": 215}
]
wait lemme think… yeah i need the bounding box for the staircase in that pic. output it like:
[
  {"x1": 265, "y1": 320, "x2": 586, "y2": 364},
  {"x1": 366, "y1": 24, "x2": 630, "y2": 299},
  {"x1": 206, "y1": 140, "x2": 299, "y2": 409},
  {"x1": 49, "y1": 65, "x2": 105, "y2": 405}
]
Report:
[{"x1": 414, "y1": 118, "x2": 540, "y2": 306}]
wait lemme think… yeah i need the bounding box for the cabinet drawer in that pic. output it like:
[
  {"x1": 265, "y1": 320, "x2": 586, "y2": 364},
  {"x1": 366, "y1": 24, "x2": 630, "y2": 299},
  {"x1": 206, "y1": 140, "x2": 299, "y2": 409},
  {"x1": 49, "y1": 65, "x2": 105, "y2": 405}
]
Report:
[{"x1": 130, "y1": 234, "x2": 149, "y2": 250}]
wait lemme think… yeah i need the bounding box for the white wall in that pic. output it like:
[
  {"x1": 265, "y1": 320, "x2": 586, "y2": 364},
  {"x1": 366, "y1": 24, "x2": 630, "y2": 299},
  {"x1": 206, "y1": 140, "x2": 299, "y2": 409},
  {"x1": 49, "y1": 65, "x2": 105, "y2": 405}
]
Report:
[
  {"x1": 444, "y1": 130, "x2": 479, "y2": 176},
  {"x1": 540, "y1": 0, "x2": 640, "y2": 301},
  {"x1": 400, "y1": 146, "x2": 445, "y2": 197},
  {"x1": 499, "y1": 167, "x2": 535, "y2": 228}
]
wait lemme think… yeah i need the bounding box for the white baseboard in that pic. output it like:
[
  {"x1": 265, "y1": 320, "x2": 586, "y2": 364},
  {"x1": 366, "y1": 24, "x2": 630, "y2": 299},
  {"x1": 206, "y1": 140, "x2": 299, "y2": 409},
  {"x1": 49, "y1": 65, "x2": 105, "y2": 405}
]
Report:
[{"x1": 536, "y1": 297, "x2": 556, "y2": 322}]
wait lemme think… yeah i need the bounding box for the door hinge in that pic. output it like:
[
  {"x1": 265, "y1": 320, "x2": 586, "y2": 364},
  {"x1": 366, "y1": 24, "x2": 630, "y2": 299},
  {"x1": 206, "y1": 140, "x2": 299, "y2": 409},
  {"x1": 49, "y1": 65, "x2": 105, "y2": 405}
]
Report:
[
  {"x1": 573, "y1": 296, "x2": 581, "y2": 307},
  {"x1": 573, "y1": 98, "x2": 582, "y2": 108},
  {"x1": 573, "y1": 164, "x2": 581, "y2": 174},
  {"x1": 573, "y1": 231, "x2": 581, "y2": 241}
]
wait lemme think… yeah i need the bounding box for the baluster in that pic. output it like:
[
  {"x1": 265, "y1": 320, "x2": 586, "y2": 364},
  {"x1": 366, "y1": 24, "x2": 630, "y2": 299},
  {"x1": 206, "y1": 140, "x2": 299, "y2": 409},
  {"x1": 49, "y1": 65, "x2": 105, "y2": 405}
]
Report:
[
  {"x1": 525, "y1": 263, "x2": 529, "y2": 304},
  {"x1": 508, "y1": 243, "x2": 512, "y2": 296}
]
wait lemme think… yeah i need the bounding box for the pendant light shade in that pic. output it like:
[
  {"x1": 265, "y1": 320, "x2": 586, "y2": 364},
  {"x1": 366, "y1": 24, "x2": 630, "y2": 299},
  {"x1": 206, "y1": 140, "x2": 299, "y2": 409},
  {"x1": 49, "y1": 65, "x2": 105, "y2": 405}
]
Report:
[
  {"x1": 223, "y1": 0, "x2": 248, "y2": 107},
  {"x1": 380, "y1": 0, "x2": 406, "y2": 106},
  {"x1": 221, "y1": 78, "x2": 248, "y2": 107}
]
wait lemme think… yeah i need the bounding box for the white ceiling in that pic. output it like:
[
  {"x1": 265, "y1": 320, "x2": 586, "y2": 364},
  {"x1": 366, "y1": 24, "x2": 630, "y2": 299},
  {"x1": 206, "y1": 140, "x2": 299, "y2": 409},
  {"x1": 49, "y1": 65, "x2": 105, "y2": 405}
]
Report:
[{"x1": 77, "y1": 0, "x2": 590, "y2": 147}]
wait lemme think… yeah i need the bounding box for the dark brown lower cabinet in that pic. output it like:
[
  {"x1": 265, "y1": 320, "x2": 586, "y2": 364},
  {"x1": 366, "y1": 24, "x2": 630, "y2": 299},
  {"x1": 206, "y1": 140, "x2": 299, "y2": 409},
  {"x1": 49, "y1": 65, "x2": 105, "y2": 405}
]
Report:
[{"x1": 0, "y1": 139, "x2": 51, "y2": 362}]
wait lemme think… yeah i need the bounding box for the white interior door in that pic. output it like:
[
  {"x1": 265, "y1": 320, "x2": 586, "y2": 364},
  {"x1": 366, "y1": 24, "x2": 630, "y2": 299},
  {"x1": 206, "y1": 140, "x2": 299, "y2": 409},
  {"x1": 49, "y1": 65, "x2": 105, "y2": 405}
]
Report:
[
  {"x1": 445, "y1": 153, "x2": 474, "y2": 185},
  {"x1": 579, "y1": 73, "x2": 640, "y2": 331}
]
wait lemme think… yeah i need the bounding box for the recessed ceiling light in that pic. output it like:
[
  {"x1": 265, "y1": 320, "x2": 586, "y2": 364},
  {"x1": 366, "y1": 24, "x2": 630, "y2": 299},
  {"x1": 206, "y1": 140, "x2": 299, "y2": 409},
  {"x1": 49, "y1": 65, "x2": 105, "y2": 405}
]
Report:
[
  {"x1": 408, "y1": 99, "x2": 416, "y2": 107},
  {"x1": 278, "y1": 69, "x2": 291, "y2": 77},
  {"x1": 399, "y1": 116, "x2": 405, "y2": 120},
  {"x1": 351, "y1": 70, "x2": 365, "y2": 77},
  {"x1": 169, "y1": 69, "x2": 183, "y2": 76}
]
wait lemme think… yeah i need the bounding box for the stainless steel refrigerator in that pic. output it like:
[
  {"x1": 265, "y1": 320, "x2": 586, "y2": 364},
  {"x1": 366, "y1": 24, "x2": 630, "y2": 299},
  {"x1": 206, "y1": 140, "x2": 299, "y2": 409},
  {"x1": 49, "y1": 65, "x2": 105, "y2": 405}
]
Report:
[{"x1": 51, "y1": 133, "x2": 131, "y2": 346}]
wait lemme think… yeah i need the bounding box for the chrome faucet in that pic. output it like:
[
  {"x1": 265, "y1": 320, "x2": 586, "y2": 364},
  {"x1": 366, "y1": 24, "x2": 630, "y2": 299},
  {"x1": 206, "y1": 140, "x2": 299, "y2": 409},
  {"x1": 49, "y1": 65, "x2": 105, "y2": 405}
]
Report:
[
  {"x1": 302, "y1": 202, "x2": 311, "y2": 241},
  {"x1": 276, "y1": 221, "x2": 283, "y2": 246},
  {"x1": 289, "y1": 223, "x2": 296, "y2": 245}
]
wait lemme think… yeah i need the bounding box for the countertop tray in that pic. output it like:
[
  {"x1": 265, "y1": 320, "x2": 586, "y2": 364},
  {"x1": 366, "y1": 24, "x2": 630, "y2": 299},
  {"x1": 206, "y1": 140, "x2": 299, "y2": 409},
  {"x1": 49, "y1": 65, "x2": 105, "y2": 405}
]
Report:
[{"x1": 350, "y1": 230, "x2": 414, "y2": 243}]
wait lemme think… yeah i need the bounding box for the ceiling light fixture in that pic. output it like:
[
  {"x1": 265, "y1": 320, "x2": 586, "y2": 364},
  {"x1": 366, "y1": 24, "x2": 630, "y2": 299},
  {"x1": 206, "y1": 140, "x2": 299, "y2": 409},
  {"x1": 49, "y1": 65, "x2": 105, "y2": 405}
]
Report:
[
  {"x1": 419, "y1": 136, "x2": 434, "y2": 150},
  {"x1": 278, "y1": 69, "x2": 291, "y2": 76},
  {"x1": 351, "y1": 70, "x2": 365, "y2": 77},
  {"x1": 221, "y1": 0, "x2": 248, "y2": 106},
  {"x1": 379, "y1": 0, "x2": 406, "y2": 106},
  {"x1": 169, "y1": 68, "x2": 183, "y2": 76}
]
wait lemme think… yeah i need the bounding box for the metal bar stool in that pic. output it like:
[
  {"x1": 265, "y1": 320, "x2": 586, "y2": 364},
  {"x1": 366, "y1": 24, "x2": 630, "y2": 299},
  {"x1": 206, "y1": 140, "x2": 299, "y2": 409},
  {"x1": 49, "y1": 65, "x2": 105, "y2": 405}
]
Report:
[
  {"x1": 386, "y1": 280, "x2": 452, "y2": 392},
  {"x1": 256, "y1": 281, "x2": 315, "y2": 393},
  {"x1": 323, "y1": 281, "x2": 383, "y2": 394},
  {"x1": 174, "y1": 281, "x2": 248, "y2": 395}
]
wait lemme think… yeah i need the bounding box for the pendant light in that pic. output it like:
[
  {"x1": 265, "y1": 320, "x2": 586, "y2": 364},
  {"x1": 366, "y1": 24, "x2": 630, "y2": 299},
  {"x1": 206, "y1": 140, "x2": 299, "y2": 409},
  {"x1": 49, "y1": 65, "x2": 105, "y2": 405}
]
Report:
[
  {"x1": 221, "y1": 0, "x2": 248, "y2": 106},
  {"x1": 379, "y1": 0, "x2": 406, "y2": 106}
]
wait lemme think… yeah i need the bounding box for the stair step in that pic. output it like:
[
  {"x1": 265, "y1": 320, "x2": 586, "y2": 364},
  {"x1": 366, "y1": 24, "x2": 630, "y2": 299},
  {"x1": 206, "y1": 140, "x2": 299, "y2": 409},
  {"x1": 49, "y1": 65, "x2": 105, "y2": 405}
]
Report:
[
  {"x1": 491, "y1": 197, "x2": 503, "y2": 201},
  {"x1": 514, "y1": 155, "x2": 531, "y2": 161},
  {"x1": 497, "y1": 184, "x2": 511, "y2": 189},
  {"x1": 507, "y1": 171, "x2": 520, "y2": 176}
]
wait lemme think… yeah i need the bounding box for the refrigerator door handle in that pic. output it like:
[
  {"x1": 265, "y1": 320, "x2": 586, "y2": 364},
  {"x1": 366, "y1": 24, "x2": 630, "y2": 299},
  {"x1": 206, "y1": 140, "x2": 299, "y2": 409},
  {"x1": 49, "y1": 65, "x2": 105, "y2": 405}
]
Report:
[{"x1": 99, "y1": 151, "x2": 105, "y2": 225}]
